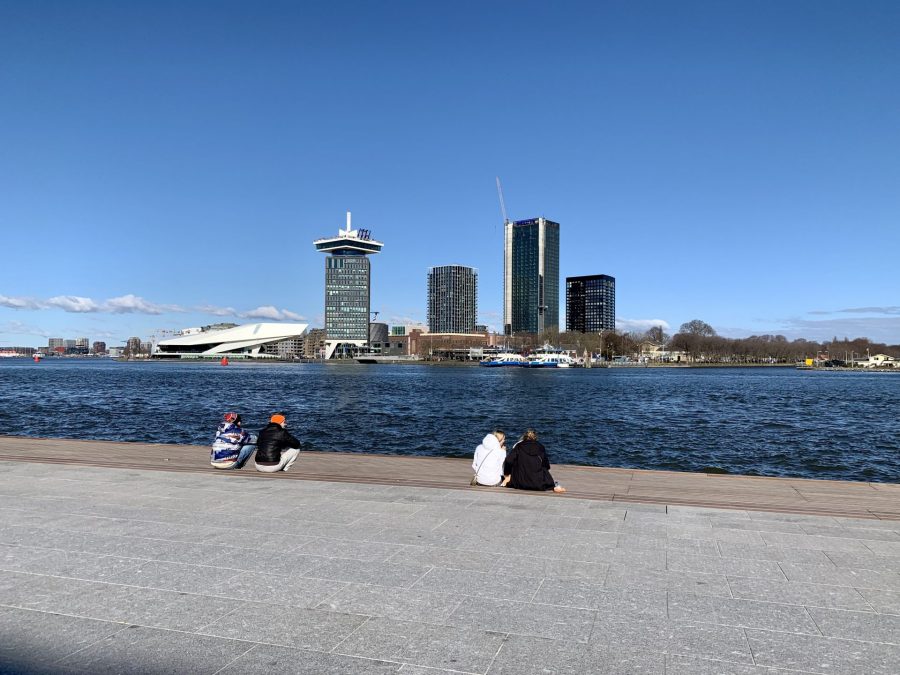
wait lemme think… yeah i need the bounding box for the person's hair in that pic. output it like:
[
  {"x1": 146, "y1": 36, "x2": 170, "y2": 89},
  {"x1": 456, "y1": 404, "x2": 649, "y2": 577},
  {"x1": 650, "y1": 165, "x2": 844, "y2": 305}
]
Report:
[
  {"x1": 492, "y1": 430, "x2": 505, "y2": 443},
  {"x1": 523, "y1": 429, "x2": 538, "y2": 441},
  {"x1": 234, "y1": 414, "x2": 242, "y2": 425}
]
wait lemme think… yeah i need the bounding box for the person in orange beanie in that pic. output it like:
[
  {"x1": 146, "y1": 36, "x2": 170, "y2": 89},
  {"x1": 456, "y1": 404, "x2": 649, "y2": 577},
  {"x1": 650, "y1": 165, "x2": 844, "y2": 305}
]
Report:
[{"x1": 254, "y1": 413, "x2": 302, "y2": 472}]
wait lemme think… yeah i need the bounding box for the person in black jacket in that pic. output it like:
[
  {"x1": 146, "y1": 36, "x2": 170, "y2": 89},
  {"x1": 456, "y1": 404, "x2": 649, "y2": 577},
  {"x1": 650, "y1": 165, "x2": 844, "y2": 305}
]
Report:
[
  {"x1": 503, "y1": 429, "x2": 566, "y2": 493},
  {"x1": 254, "y1": 413, "x2": 302, "y2": 472}
]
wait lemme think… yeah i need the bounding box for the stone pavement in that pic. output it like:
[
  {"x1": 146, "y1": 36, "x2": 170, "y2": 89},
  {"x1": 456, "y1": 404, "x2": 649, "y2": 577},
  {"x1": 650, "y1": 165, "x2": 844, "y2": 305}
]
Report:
[{"x1": 1, "y1": 461, "x2": 900, "y2": 674}]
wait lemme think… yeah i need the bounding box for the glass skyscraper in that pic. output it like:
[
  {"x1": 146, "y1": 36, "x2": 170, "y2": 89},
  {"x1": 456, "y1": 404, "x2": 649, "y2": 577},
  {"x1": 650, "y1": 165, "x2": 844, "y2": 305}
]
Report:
[
  {"x1": 427, "y1": 265, "x2": 477, "y2": 333},
  {"x1": 503, "y1": 218, "x2": 560, "y2": 334},
  {"x1": 566, "y1": 274, "x2": 616, "y2": 333}
]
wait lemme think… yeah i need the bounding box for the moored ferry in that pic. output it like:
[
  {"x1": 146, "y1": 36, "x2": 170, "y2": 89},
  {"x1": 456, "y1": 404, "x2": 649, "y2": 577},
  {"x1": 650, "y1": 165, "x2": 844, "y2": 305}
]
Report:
[
  {"x1": 480, "y1": 353, "x2": 527, "y2": 366},
  {"x1": 523, "y1": 353, "x2": 577, "y2": 368}
]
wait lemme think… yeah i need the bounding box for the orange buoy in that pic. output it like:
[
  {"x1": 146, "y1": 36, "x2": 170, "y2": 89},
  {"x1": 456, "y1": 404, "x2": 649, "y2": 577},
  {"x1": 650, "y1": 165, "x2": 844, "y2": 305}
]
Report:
[
  {"x1": 33, "y1": 355, "x2": 41, "y2": 363},
  {"x1": 221, "y1": 357, "x2": 229, "y2": 366}
]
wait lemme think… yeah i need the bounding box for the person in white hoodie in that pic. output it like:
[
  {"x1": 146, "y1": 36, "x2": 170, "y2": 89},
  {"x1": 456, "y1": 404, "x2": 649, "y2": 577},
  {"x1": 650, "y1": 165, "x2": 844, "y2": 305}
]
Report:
[{"x1": 472, "y1": 430, "x2": 509, "y2": 487}]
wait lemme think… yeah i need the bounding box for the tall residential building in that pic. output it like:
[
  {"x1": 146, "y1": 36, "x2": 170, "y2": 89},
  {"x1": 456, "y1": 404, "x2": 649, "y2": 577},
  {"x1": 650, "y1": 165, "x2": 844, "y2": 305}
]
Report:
[
  {"x1": 566, "y1": 274, "x2": 616, "y2": 333},
  {"x1": 427, "y1": 265, "x2": 477, "y2": 334},
  {"x1": 92, "y1": 341, "x2": 107, "y2": 354},
  {"x1": 503, "y1": 218, "x2": 560, "y2": 334},
  {"x1": 314, "y1": 212, "x2": 384, "y2": 359},
  {"x1": 48, "y1": 338, "x2": 64, "y2": 350}
]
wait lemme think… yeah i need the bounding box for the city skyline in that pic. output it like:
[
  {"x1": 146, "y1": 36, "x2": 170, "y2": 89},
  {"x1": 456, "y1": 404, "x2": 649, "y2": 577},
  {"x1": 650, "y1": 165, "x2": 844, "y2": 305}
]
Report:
[{"x1": 2, "y1": 2, "x2": 899, "y2": 347}]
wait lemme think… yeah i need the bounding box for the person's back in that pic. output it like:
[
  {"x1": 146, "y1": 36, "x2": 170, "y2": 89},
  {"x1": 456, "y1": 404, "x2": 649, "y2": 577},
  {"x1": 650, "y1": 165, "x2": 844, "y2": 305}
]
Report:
[
  {"x1": 255, "y1": 413, "x2": 302, "y2": 472},
  {"x1": 210, "y1": 412, "x2": 256, "y2": 469},
  {"x1": 503, "y1": 429, "x2": 565, "y2": 492},
  {"x1": 472, "y1": 431, "x2": 507, "y2": 486}
]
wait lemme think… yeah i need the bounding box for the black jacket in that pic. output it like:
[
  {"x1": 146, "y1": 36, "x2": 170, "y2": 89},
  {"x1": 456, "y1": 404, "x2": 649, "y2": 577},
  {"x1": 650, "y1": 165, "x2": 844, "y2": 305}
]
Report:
[
  {"x1": 503, "y1": 440, "x2": 556, "y2": 491},
  {"x1": 255, "y1": 423, "x2": 302, "y2": 464}
]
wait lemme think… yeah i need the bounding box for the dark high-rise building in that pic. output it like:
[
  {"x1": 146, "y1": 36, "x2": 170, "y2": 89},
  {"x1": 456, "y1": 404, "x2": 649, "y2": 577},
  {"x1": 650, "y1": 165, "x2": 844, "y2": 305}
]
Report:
[
  {"x1": 503, "y1": 218, "x2": 559, "y2": 334},
  {"x1": 314, "y1": 212, "x2": 384, "y2": 359},
  {"x1": 566, "y1": 274, "x2": 616, "y2": 333},
  {"x1": 427, "y1": 265, "x2": 477, "y2": 333}
]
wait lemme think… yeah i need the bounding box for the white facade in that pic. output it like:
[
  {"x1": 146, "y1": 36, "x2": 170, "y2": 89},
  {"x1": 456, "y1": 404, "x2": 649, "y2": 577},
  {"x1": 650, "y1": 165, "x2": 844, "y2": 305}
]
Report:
[{"x1": 155, "y1": 323, "x2": 309, "y2": 358}]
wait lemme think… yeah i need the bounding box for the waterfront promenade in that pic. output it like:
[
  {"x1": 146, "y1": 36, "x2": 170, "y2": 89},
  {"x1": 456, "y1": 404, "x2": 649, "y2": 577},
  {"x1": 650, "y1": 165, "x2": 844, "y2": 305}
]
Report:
[{"x1": 1, "y1": 438, "x2": 900, "y2": 673}]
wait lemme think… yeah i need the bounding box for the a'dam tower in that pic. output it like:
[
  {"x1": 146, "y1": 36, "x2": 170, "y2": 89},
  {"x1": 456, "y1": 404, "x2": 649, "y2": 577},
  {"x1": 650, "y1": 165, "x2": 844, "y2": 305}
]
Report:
[{"x1": 314, "y1": 212, "x2": 384, "y2": 359}]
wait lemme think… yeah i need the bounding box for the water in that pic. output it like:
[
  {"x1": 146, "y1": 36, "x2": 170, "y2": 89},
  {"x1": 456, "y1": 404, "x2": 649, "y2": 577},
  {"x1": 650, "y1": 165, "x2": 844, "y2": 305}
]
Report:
[{"x1": 1, "y1": 359, "x2": 898, "y2": 482}]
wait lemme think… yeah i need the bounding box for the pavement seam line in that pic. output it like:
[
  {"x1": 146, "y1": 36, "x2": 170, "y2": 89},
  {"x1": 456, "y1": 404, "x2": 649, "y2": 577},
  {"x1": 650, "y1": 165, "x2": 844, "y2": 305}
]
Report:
[
  {"x1": 209, "y1": 642, "x2": 257, "y2": 675},
  {"x1": 327, "y1": 614, "x2": 373, "y2": 654},
  {"x1": 46, "y1": 619, "x2": 132, "y2": 665}
]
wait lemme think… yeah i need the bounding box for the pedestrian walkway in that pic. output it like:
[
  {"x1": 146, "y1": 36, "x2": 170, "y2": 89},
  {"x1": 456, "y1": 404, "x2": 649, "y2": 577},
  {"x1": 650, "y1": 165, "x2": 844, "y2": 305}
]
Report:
[
  {"x1": 0, "y1": 436, "x2": 898, "y2": 519},
  {"x1": 1, "y1": 458, "x2": 899, "y2": 673}
]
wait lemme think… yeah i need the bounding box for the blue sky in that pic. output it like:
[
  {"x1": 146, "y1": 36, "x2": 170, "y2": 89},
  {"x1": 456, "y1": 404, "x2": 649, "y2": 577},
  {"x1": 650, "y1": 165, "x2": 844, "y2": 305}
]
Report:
[{"x1": 2, "y1": 0, "x2": 899, "y2": 347}]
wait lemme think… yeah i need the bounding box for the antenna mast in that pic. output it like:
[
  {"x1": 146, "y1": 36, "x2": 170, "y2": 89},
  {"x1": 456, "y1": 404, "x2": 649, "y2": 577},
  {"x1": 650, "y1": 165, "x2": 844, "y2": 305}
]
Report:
[{"x1": 496, "y1": 176, "x2": 509, "y2": 224}]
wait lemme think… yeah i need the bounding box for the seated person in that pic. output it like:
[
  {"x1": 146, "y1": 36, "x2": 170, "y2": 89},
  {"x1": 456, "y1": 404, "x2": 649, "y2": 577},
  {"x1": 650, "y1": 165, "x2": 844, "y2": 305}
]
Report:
[
  {"x1": 210, "y1": 412, "x2": 257, "y2": 470},
  {"x1": 254, "y1": 413, "x2": 302, "y2": 472},
  {"x1": 503, "y1": 429, "x2": 566, "y2": 493},
  {"x1": 472, "y1": 430, "x2": 509, "y2": 486}
]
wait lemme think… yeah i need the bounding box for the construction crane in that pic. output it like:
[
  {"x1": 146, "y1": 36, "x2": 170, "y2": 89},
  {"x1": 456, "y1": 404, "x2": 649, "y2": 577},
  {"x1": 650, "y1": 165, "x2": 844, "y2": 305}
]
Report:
[{"x1": 495, "y1": 176, "x2": 510, "y2": 224}]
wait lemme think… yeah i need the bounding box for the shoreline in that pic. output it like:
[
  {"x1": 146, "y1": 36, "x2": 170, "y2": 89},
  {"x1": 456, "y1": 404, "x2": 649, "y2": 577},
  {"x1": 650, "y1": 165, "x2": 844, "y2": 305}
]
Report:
[{"x1": 1, "y1": 435, "x2": 897, "y2": 519}]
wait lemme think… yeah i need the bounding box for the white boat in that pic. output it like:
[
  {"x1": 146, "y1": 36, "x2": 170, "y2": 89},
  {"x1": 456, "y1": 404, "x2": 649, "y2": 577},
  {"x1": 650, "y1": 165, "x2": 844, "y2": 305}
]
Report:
[
  {"x1": 523, "y1": 353, "x2": 577, "y2": 368},
  {"x1": 480, "y1": 353, "x2": 527, "y2": 367}
]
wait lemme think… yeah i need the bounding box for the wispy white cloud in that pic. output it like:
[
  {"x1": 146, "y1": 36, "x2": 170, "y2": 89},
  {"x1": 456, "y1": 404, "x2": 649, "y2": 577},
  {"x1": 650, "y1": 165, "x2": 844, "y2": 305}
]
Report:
[
  {"x1": 616, "y1": 318, "x2": 671, "y2": 333},
  {"x1": 240, "y1": 306, "x2": 306, "y2": 321},
  {"x1": 0, "y1": 294, "x2": 303, "y2": 322},
  {"x1": 196, "y1": 304, "x2": 238, "y2": 317},
  {"x1": 0, "y1": 295, "x2": 42, "y2": 310},
  {"x1": 44, "y1": 296, "x2": 101, "y2": 313},
  {"x1": 105, "y1": 294, "x2": 184, "y2": 315},
  {"x1": 0, "y1": 320, "x2": 51, "y2": 338},
  {"x1": 808, "y1": 306, "x2": 900, "y2": 316}
]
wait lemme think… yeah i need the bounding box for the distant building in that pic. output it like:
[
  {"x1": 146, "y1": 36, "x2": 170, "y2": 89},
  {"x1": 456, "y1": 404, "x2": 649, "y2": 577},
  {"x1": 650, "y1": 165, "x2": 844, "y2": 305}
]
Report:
[
  {"x1": 428, "y1": 265, "x2": 477, "y2": 334},
  {"x1": 48, "y1": 338, "x2": 64, "y2": 350},
  {"x1": 303, "y1": 328, "x2": 327, "y2": 358},
  {"x1": 504, "y1": 218, "x2": 560, "y2": 334},
  {"x1": 566, "y1": 274, "x2": 616, "y2": 333},
  {"x1": 155, "y1": 323, "x2": 309, "y2": 359},
  {"x1": 475, "y1": 324, "x2": 488, "y2": 333},
  {"x1": 369, "y1": 322, "x2": 389, "y2": 351},
  {"x1": 92, "y1": 341, "x2": 107, "y2": 354},
  {"x1": 391, "y1": 324, "x2": 428, "y2": 336},
  {"x1": 314, "y1": 212, "x2": 384, "y2": 359},
  {"x1": 108, "y1": 347, "x2": 124, "y2": 358},
  {"x1": 263, "y1": 338, "x2": 304, "y2": 359},
  {"x1": 125, "y1": 337, "x2": 142, "y2": 356}
]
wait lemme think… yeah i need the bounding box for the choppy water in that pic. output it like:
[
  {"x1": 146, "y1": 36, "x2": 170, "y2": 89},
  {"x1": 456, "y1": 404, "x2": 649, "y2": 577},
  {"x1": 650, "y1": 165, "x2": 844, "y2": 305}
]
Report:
[{"x1": 1, "y1": 359, "x2": 898, "y2": 482}]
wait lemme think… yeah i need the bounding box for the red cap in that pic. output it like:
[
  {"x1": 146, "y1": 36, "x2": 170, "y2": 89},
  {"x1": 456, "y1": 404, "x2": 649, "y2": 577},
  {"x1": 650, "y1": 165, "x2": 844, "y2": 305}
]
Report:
[{"x1": 223, "y1": 412, "x2": 238, "y2": 423}]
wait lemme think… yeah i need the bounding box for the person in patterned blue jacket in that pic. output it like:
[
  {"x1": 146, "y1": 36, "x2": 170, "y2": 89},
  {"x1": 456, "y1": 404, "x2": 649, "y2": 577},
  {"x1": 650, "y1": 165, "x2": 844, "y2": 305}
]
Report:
[{"x1": 210, "y1": 412, "x2": 257, "y2": 469}]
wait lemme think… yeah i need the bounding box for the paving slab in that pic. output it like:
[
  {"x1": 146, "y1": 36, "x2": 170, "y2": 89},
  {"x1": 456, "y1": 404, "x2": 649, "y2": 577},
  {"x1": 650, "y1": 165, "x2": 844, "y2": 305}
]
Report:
[
  {"x1": 55, "y1": 625, "x2": 252, "y2": 674},
  {"x1": 219, "y1": 644, "x2": 401, "y2": 674},
  {"x1": 333, "y1": 617, "x2": 504, "y2": 673},
  {"x1": 746, "y1": 628, "x2": 900, "y2": 674},
  {"x1": 0, "y1": 607, "x2": 126, "y2": 671}
]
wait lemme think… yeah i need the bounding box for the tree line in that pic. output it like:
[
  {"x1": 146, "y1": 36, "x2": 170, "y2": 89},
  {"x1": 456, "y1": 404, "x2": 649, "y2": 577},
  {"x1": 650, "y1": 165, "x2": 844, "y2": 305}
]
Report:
[{"x1": 525, "y1": 319, "x2": 900, "y2": 362}]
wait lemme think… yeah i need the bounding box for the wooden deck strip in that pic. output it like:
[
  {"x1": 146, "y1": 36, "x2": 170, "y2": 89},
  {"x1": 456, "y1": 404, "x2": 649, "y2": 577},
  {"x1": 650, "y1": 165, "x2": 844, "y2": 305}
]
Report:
[{"x1": 0, "y1": 435, "x2": 896, "y2": 519}]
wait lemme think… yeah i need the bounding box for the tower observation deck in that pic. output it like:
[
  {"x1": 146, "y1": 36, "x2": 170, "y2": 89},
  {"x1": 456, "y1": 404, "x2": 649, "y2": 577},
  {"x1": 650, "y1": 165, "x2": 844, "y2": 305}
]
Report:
[{"x1": 314, "y1": 212, "x2": 384, "y2": 359}]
